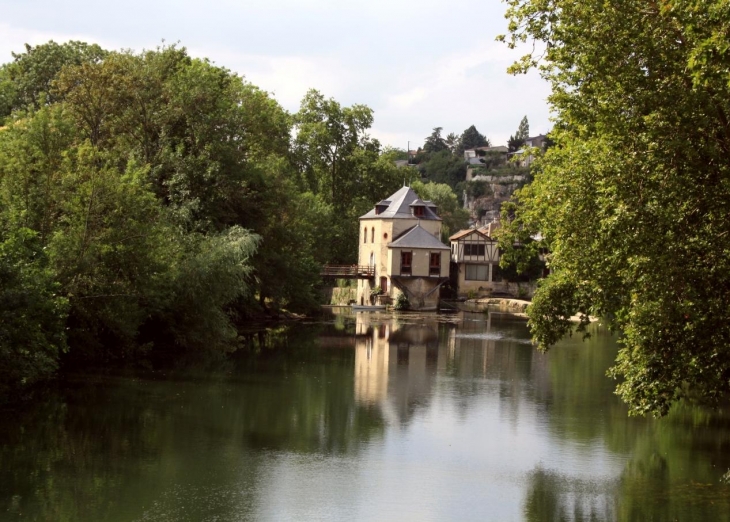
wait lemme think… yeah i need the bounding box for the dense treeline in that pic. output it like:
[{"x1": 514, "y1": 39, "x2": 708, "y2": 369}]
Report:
[{"x1": 0, "y1": 41, "x2": 409, "y2": 394}]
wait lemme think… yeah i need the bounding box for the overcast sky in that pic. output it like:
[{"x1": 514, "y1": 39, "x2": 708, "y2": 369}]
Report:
[{"x1": 0, "y1": 0, "x2": 552, "y2": 149}]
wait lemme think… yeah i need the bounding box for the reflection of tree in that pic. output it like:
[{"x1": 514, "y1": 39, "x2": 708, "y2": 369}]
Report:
[
  {"x1": 527, "y1": 323, "x2": 730, "y2": 520},
  {"x1": 0, "y1": 322, "x2": 385, "y2": 521},
  {"x1": 614, "y1": 404, "x2": 730, "y2": 521},
  {"x1": 523, "y1": 466, "x2": 617, "y2": 522}
]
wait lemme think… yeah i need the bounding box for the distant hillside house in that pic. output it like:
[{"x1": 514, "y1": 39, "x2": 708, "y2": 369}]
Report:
[
  {"x1": 510, "y1": 134, "x2": 548, "y2": 167},
  {"x1": 358, "y1": 186, "x2": 450, "y2": 310},
  {"x1": 449, "y1": 223, "x2": 509, "y2": 297},
  {"x1": 463, "y1": 145, "x2": 508, "y2": 162}
]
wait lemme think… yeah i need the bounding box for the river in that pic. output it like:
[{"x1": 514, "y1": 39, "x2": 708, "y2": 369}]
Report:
[{"x1": 2, "y1": 308, "x2": 730, "y2": 521}]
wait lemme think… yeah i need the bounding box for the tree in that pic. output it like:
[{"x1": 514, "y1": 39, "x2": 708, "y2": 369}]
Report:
[
  {"x1": 293, "y1": 90, "x2": 401, "y2": 264},
  {"x1": 0, "y1": 228, "x2": 68, "y2": 396},
  {"x1": 445, "y1": 132, "x2": 459, "y2": 154},
  {"x1": 293, "y1": 89, "x2": 374, "y2": 206},
  {"x1": 423, "y1": 127, "x2": 448, "y2": 154},
  {"x1": 500, "y1": 0, "x2": 730, "y2": 416},
  {"x1": 411, "y1": 180, "x2": 469, "y2": 240},
  {"x1": 507, "y1": 116, "x2": 529, "y2": 152},
  {"x1": 458, "y1": 125, "x2": 490, "y2": 156},
  {"x1": 0, "y1": 41, "x2": 107, "y2": 119},
  {"x1": 418, "y1": 149, "x2": 467, "y2": 188}
]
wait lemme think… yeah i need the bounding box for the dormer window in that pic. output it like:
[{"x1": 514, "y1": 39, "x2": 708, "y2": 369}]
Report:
[
  {"x1": 410, "y1": 198, "x2": 427, "y2": 218},
  {"x1": 375, "y1": 200, "x2": 390, "y2": 215}
]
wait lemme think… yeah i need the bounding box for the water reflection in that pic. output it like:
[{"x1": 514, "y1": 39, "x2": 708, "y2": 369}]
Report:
[{"x1": 2, "y1": 310, "x2": 730, "y2": 521}]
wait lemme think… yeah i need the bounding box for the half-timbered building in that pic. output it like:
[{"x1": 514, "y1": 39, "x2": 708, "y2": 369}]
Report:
[{"x1": 449, "y1": 225, "x2": 506, "y2": 297}]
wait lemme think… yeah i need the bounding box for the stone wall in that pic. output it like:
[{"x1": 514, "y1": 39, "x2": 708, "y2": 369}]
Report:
[
  {"x1": 322, "y1": 287, "x2": 357, "y2": 305},
  {"x1": 458, "y1": 281, "x2": 537, "y2": 299}
]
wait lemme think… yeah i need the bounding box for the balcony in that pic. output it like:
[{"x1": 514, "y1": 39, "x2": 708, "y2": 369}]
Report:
[{"x1": 320, "y1": 265, "x2": 375, "y2": 279}]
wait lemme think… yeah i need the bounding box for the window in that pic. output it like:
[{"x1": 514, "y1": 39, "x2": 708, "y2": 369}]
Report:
[
  {"x1": 413, "y1": 206, "x2": 424, "y2": 217},
  {"x1": 464, "y1": 244, "x2": 486, "y2": 256},
  {"x1": 380, "y1": 276, "x2": 388, "y2": 293},
  {"x1": 364, "y1": 227, "x2": 367, "y2": 243},
  {"x1": 371, "y1": 227, "x2": 375, "y2": 243},
  {"x1": 383, "y1": 232, "x2": 388, "y2": 240},
  {"x1": 429, "y1": 252, "x2": 441, "y2": 276},
  {"x1": 400, "y1": 251, "x2": 412, "y2": 275},
  {"x1": 465, "y1": 264, "x2": 489, "y2": 281}
]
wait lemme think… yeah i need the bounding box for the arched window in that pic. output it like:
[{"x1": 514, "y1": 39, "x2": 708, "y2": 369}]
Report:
[
  {"x1": 364, "y1": 227, "x2": 367, "y2": 243},
  {"x1": 371, "y1": 227, "x2": 375, "y2": 243}
]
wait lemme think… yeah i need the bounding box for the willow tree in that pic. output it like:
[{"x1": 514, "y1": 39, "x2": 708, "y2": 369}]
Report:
[{"x1": 499, "y1": 0, "x2": 730, "y2": 415}]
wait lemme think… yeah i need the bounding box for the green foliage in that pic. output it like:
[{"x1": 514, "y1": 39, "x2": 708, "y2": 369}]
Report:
[
  {"x1": 150, "y1": 227, "x2": 260, "y2": 351},
  {"x1": 507, "y1": 116, "x2": 529, "y2": 152},
  {"x1": 381, "y1": 146, "x2": 408, "y2": 162},
  {"x1": 411, "y1": 180, "x2": 469, "y2": 240},
  {"x1": 497, "y1": 200, "x2": 545, "y2": 282},
  {"x1": 394, "y1": 292, "x2": 410, "y2": 310},
  {"x1": 0, "y1": 40, "x2": 107, "y2": 119},
  {"x1": 457, "y1": 125, "x2": 490, "y2": 156},
  {"x1": 293, "y1": 89, "x2": 374, "y2": 204},
  {"x1": 462, "y1": 180, "x2": 493, "y2": 199},
  {"x1": 0, "y1": 229, "x2": 68, "y2": 395},
  {"x1": 501, "y1": 0, "x2": 730, "y2": 416},
  {"x1": 423, "y1": 127, "x2": 448, "y2": 154},
  {"x1": 293, "y1": 89, "x2": 401, "y2": 264},
  {"x1": 0, "y1": 41, "x2": 414, "y2": 394},
  {"x1": 417, "y1": 149, "x2": 467, "y2": 188}
]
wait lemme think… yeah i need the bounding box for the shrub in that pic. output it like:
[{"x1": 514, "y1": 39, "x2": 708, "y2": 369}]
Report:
[{"x1": 394, "y1": 292, "x2": 410, "y2": 310}]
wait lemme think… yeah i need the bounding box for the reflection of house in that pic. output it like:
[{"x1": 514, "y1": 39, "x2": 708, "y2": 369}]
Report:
[
  {"x1": 352, "y1": 311, "x2": 538, "y2": 421},
  {"x1": 449, "y1": 223, "x2": 508, "y2": 297},
  {"x1": 357, "y1": 186, "x2": 450, "y2": 310},
  {"x1": 354, "y1": 314, "x2": 441, "y2": 421}
]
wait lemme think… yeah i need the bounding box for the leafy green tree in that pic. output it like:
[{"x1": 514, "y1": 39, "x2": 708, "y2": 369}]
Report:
[
  {"x1": 0, "y1": 41, "x2": 107, "y2": 119},
  {"x1": 423, "y1": 127, "x2": 448, "y2": 154},
  {"x1": 445, "y1": 132, "x2": 459, "y2": 154},
  {"x1": 381, "y1": 146, "x2": 408, "y2": 162},
  {"x1": 0, "y1": 228, "x2": 68, "y2": 396},
  {"x1": 411, "y1": 180, "x2": 469, "y2": 240},
  {"x1": 293, "y1": 89, "x2": 374, "y2": 205},
  {"x1": 458, "y1": 125, "x2": 490, "y2": 156},
  {"x1": 293, "y1": 89, "x2": 401, "y2": 264},
  {"x1": 418, "y1": 149, "x2": 467, "y2": 188},
  {"x1": 508, "y1": 116, "x2": 529, "y2": 152},
  {"x1": 501, "y1": 0, "x2": 730, "y2": 416},
  {"x1": 54, "y1": 48, "x2": 291, "y2": 232}
]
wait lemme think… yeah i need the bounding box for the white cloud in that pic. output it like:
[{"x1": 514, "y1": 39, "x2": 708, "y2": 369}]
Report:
[
  {"x1": 376, "y1": 39, "x2": 552, "y2": 148},
  {"x1": 188, "y1": 45, "x2": 347, "y2": 112},
  {"x1": 0, "y1": 2, "x2": 553, "y2": 150}
]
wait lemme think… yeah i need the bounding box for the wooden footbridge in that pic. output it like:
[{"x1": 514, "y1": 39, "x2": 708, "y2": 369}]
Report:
[{"x1": 320, "y1": 265, "x2": 375, "y2": 279}]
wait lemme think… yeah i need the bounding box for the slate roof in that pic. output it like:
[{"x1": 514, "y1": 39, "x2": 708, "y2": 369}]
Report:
[
  {"x1": 388, "y1": 224, "x2": 450, "y2": 250},
  {"x1": 360, "y1": 186, "x2": 441, "y2": 220}
]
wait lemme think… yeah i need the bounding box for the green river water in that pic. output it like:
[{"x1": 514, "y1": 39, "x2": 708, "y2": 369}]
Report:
[{"x1": 2, "y1": 308, "x2": 730, "y2": 521}]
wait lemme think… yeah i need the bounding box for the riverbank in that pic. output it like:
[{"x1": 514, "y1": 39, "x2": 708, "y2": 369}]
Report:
[{"x1": 465, "y1": 297, "x2": 598, "y2": 322}]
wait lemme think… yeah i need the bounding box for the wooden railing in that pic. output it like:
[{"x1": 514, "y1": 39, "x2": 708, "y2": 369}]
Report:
[{"x1": 320, "y1": 264, "x2": 375, "y2": 278}]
